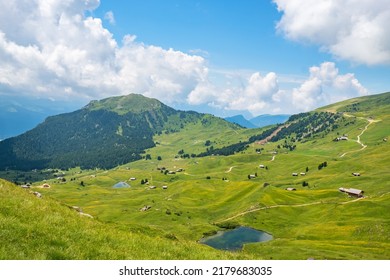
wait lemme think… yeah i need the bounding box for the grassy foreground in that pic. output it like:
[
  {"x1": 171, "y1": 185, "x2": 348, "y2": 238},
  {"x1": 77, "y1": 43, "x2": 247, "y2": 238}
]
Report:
[{"x1": 0, "y1": 179, "x2": 251, "y2": 260}]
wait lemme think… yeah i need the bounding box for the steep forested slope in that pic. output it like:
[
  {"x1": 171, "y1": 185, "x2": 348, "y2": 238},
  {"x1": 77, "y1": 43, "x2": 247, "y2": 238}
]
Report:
[{"x1": 0, "y1": 94, "x2": 242, "y2": 170}]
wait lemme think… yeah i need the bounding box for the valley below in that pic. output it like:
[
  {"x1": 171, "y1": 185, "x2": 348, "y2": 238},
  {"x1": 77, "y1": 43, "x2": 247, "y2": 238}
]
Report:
[{"x1": 1, "y1": 92, "x2": 389, "y2": 260}]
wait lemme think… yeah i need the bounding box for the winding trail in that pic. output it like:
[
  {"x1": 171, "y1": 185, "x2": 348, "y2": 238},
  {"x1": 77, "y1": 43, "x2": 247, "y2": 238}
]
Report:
[
  {"x1": 216, "y1": 197, "x2": 365, "y2": 224},
  {"x1": 340, "y1": 116, "x2": 379, "y2": 158},
  {"x1": 378, "y1": 192, "x2": 390, "y2": 198},
  {"x1": 225, "y1": 166, "x2": 236, "y2": 173},
  {"x1": 270, "y1": 155, "x2": 276, "y2": 161}
]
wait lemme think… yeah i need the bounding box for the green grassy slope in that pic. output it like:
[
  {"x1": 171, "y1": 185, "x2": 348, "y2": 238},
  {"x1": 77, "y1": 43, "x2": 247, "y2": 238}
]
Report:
[
  {"x1": 319, "y1": 91, "x2": 390, "y2": 117},
  {"x1": 2, "y1": 92, "x2": 390, "y2": 260},
  {"x1": 0, "y1": 179, "x2": 251, "y2": 260}
]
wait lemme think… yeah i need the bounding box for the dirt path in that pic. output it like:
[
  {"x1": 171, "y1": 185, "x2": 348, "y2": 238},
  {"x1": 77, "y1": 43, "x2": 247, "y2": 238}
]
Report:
[
  {"x1": 378, "y1": 192, "x2": 390, "y2": 198},
  {"x1": 340, "y1": 117, "x2": 378, "y2": 158},
  {"x1": 225, "y1": 166, "x2": 236, "y2": 173},
  {"x1": 216, "y1": 197, "x2": 365, "y2": 223}
]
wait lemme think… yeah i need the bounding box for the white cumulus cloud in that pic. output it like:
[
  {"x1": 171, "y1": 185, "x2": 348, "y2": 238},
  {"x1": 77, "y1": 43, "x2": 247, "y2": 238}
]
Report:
[
  {"x1": 292, "y1": 62, "x2": 368, "y2": 111},
  {"x1": 189, "y1": 62, "x2": 368, "y2": 116},
  {"x1": 188, "y1": 71, "x2": 282, "y2": 116},
  {"x1": 0, "y1": 0, "x2": 207, "y2": 105},
  {"x1": 274, "y1": 0, "x2": 390, "y2": 65}
]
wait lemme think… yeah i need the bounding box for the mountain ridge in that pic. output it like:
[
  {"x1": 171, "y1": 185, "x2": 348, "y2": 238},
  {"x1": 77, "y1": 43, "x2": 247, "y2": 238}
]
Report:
[
  {"x1": 224, "y1": 114, "x2": 258, "y2": 128},
  {"x1": 249, "y1": 114, "x2": 290, "y2": 128},
  {"x1": 0, "y1": 93, "x2": 242, "y2": 171},
  {"x1": 1, "y1": 92, "x2": 389, "y2": 172}
]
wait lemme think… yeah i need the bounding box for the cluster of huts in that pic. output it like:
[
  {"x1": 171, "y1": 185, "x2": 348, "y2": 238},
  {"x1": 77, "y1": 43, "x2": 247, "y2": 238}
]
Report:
[
  {"x1": 288, "y1": 166, "x2": 365, "y2": 197},
  {"x1": 157, "y1": 166, "x2": 184, "y2": 174},
  {"x1": 148, "y1": 185, "x2": 168, "y2": 190},
  {"x1": 248, "y1": 163, "x2": 269, "y2": 178},
  {"x1": 292, "y1": 172, "x2": 306, "y2": 176},
  {"x1": 20, "y1": 183, "x2": 51, "y2": 189},
  {"x1": 338, "y1": 171, "x2": 364, "y2": 197},
  {"x1": 334, "y1": 135, "x2": 349, "y2": 141}
]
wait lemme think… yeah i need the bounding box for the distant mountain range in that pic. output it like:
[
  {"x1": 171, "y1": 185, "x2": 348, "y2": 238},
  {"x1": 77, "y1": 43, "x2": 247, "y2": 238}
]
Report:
[
  {"x1": 0, "y1": 106, "x2": 47, "y2": 140},
  {"x1": 0, "y1": 97, "x2": 81, "y2": 140},
  {"x1": 224, "y1": 114, "x2": 290, "y2": 128}
]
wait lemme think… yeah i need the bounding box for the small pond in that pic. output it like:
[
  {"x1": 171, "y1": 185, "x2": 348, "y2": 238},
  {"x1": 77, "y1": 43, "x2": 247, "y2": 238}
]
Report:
[
  {"x1": 199, "y1": 226, "x2": 273, "y2": 251},
  {"x1": 112, "y1": 181, "x2": 130, "y2": 188}
]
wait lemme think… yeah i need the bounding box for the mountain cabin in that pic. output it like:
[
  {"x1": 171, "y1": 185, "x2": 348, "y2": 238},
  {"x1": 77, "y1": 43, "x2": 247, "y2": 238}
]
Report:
[{"x1": 339, "y1": 187, "x2": 364, "y2": 198}]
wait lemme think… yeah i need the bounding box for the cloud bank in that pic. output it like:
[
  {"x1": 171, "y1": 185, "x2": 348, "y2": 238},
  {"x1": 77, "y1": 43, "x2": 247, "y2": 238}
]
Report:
[
  {"x1": 274, "y1": 0, "x2": 390, "y2": 65},
  {"x1": 188, "y1": 62, "x2": 368, "y2": 115},
  {"x1": 292, "y1": 62, "x2": 368, "y2": 111},
  {"x1": 0, "y1": 0, "x2": 369, "y2": 116},
  {"x1": 0, "y1": 0, "x2": 207, "y2": 104}
]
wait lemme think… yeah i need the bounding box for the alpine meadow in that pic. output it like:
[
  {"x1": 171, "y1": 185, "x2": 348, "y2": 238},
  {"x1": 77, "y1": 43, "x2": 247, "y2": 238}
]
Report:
[
  {"x1": 1, "y1": 0, "x2": 390, "y2": 265},
  {"x1": 1, "y1": 92, "x2": 389, "y2": 260}
]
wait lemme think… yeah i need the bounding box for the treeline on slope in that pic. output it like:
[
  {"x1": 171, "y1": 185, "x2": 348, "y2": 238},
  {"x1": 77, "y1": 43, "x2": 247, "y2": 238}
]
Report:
[
  {"x1": 196, "y1": 126, "x2": 278, "y2": 157},
  {"x1": 159, "y1": 110, "x2": 204, "y2": 135},
  {"x1": 0, "y1": 109, "x2": 159, "y2": 171},
  {"x1": 196, "y1": 111, "x2": 343, "y2": 157},
  {"x1": 271, "y1": 112, "x2": 342, "y2": 142},
  {"x1": 0, "y1": 105, "x2": 205, "y2": 171},
  {"x1": 0, "y1": 103, "x2": 225, "y2": 171}
]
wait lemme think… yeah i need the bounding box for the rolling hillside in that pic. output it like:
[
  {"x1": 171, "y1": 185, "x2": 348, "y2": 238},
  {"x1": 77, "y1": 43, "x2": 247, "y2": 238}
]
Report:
[
  {"x1": 0, "y1": 178, "x2": 245, "y2": 260},
  {"x1": 1, "y1": 92, "x2": 389, "y2": 260}
]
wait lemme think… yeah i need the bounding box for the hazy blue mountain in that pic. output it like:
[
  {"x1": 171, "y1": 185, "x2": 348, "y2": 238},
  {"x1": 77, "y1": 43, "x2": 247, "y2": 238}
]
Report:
[
  {"x1": 224, "y1": 114, "x2": 290, "y2": 128},
  {"x1": 0, "y1": 107, "x2": 46, "y2": 140},
  {"x1": 249, "y1": 114, "x2": 290, "y2": 128},
  {"x1": 0, "y1": 96, "x2": 82, "y2": 140},
  {"x1": 224, "y1": 115, "x2": 257, "y2": 128}
]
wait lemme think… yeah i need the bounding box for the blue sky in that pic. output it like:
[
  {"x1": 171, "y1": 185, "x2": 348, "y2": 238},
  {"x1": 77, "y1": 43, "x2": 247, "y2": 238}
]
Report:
[
  {"x1": 95, "y1": 1, "x2": 325, "y2": 71},
  {"x1": 0, "y1": 0, "x2": 389, "y2": 120},
  {"x1": 94, "y1": 0, "x2": 389, "y2": 94}
]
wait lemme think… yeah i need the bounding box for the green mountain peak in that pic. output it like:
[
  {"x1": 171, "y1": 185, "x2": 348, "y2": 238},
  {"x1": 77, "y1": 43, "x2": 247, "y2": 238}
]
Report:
[{"x1": 85, "y1": 93, "x2": 170, "y2": 115}]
